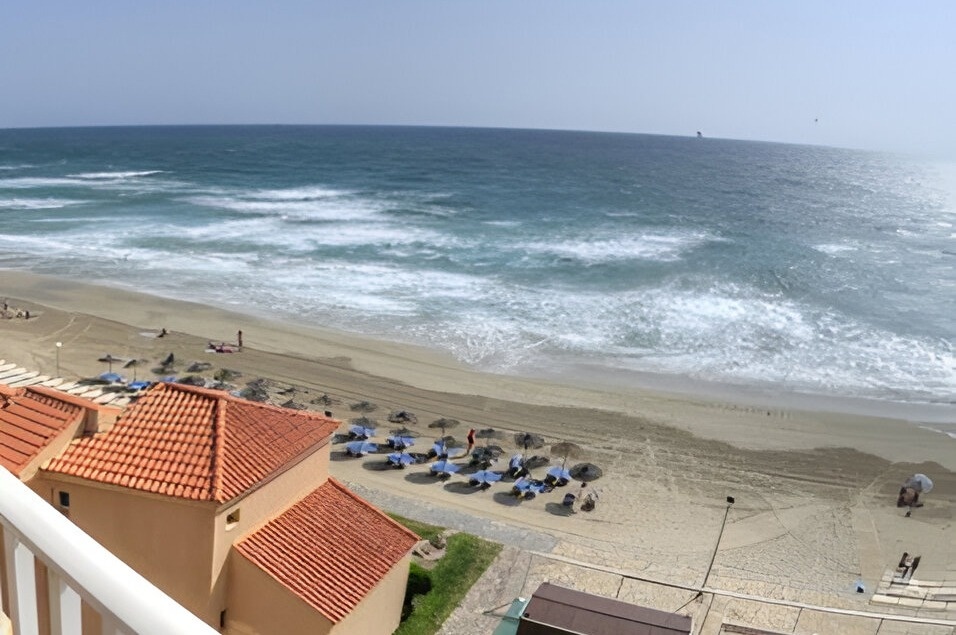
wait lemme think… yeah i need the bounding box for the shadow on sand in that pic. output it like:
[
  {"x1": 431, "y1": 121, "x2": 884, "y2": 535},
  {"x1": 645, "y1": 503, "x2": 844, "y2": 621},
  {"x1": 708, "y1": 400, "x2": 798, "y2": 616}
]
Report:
[
  {"x1": 492, "y1": 491, "x2": 522, "y2": 507},
  {"x1": 545, "y1": 502, "x2": 574, "y2": 517}
]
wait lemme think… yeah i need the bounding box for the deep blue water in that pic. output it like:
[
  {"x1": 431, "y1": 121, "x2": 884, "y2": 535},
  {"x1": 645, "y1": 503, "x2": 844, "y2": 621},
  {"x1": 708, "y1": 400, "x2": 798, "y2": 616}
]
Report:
[{"x1": 1, "y1": 125, "x2": 954, "y2": 405}]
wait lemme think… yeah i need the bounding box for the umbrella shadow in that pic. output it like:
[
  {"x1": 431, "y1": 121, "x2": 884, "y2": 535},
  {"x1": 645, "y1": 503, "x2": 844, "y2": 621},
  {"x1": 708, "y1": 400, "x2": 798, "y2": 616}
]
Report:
[
  {"x1": 443, "y1": 481, "x2": 484, "y2": 496},
  {"x1": 331, "y1": 433, "x2": 352, "y2": 445},
  {"x1": 493, "y1": 491, "x2": 522, "y2": 507},
  {"x1": 545, "y1": 502, "x2": 575, "y2": 517},
  {"x1": 405, "y1": 471, "x2": 442, "y2": 485},
  {"x1": 361, "y1": 459, "x2": 396, "y2": 472},
  {"x1": 330, "y1": 450, "x2": 374, "y2": 462}
]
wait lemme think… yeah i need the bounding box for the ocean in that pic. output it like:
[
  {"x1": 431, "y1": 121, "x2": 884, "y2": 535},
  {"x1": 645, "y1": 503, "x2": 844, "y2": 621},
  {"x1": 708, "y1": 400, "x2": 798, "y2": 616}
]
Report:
[{"x1": 1, "y1": 125, "x2": 954, "y2": 419}]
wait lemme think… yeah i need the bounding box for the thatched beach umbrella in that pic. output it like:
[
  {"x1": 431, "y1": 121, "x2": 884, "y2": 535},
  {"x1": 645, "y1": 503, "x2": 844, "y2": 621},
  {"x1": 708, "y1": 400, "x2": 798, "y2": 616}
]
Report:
[
  {"x1": 99, "y1": 353, "x2": 120, "y2": 373},
  {"x1": 476, "y1": 428, "x2": 506, "y2": 443},
  {"x1": 550, "y1": 441, "x2": 584, "y2": 468},
  {"x1": 429, "y1": 417, "x2": 460, "y2": 436},
  {"x1": 390, "y1": 426, "x2": 420, "y2": 438},
  {"x1": 569, "y1": 462, "x2": 603, "y2": 482},
  {"x1": 350, "y1": 400, "x2": 378, "y2": 413},
  {"x1": 387, "y1": 410, "x2": 418, "y2": 424},
  {"x1": 515, "y1": 432, "x2": 546, "y2": 450}
]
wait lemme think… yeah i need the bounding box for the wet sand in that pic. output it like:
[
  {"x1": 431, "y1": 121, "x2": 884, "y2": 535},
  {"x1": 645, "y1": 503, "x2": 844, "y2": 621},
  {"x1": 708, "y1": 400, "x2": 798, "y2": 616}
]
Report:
[{"x1": 3, "y1": 270, "x2": 955, "y2": 630}]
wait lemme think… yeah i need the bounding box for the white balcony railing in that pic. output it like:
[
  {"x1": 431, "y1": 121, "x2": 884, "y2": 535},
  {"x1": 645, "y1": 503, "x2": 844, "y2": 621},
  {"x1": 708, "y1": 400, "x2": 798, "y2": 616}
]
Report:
[{"x1": 0, "y1": 467, "x2": 218, "y2": 635}]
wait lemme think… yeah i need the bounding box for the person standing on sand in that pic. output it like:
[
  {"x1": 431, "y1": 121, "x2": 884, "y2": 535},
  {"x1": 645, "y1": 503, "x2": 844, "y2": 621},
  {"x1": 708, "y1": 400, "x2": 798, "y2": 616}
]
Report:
[
  {"x1": 466, "y1": 428, "x2": 476, "y2": 454},
  {"x1": 237, "y1": 330, "x2": 243, "y2": 349}
]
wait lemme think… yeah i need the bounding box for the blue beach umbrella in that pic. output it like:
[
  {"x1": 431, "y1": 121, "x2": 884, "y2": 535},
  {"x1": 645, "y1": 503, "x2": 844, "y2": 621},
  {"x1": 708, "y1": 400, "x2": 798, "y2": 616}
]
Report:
[
  {"x1": 98, "y1": 372, "x2": 124, "y2": 383},
  {"x1": 547, "y1": 466, "x2": 572, "y2": 482},
  {"x1": 388, "y1": 435, "x2": 416, "y2": 450},
  {"x1": 387, "y1": 452, "x2": 415, "y2": 467},
  {"x1": 349, "y1": 425, "x2": 377, "y2": 439},
  {"x1": 469, "y1": 470, "x2": 502, "y2": 485},
  {"x1": 345, "y1": 441, "x2": 378, "y2": 457},
  {"x1": 430, "y1": 460, "x2": 460, "y2": 476}
]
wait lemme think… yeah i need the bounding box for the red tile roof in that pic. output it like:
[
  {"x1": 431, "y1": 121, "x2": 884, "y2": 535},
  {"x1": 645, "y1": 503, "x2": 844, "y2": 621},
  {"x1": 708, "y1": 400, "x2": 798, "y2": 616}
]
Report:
[
  {"x1": 44, "y1": 382, "x2": 338, "y2": 502},
  {"x1": 0, "y1": 385, "x2": 87, "y2": 477},
  {"x1": 235, "y1": 478, "x2": 419, "y2": 623}
]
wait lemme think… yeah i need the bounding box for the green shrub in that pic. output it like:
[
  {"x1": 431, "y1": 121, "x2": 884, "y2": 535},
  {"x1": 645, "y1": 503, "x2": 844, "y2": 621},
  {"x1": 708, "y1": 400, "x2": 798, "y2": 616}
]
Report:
[{"x1": 402, "y1": 563, "x2": 433, "y2": 620}]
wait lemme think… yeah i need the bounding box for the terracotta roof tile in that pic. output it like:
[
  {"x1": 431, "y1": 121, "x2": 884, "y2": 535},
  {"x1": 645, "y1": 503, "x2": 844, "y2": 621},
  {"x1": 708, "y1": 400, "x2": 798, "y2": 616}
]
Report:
[
  {"x1": 44, "y1": 383, "x2": 338, "y2": 502},
  {"x1": 235, "y1": 479, "x2": 419, "y2": 623},
  {"x1": 0, "y1": 385, "x2": 88, "y2": 477}
]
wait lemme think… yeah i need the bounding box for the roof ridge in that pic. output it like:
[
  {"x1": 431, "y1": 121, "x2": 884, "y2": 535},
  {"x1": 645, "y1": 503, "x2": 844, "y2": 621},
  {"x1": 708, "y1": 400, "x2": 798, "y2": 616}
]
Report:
[
  {"x1": 157, "y1": 382, "x2": 336, "y2": 423},
  {"x1": 325, "y1": 478, "x2": 420, "y2": 543},
  {"x1": 208, "y1": 394, "x2": 228, "y2": 501}
]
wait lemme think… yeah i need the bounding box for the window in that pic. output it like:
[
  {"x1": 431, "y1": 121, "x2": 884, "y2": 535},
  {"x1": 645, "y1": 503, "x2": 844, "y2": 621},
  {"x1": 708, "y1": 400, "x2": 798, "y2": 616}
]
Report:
[
  {"x1": 58, "y1": 491, "x2": 70, "y2": 508},
  {"x1": 226, "y1": 508, "x2": 240, "y2": 530}
]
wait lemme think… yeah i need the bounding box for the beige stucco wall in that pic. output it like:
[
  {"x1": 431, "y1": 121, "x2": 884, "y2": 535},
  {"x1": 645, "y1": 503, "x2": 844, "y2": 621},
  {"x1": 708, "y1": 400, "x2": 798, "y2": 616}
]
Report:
[
  {"x1": 331, "y1": 553, "x2": 412, "y2": 635},
  {"x1": 28, "y1": 474, "x2": 221, "y2": 628},
  {"x1": 225, "y1": 549, "x2": 411, "y2": 635},
  {"x1": 209, "y1": 440, "x2": 331, "y2": 613},
  {"x1": 226, "y1": 551, "x2": 333, "y2": 635}
]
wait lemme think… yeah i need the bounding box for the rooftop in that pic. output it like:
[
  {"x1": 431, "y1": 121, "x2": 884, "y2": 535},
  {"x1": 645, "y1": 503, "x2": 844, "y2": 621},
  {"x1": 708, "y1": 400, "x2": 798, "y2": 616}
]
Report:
[
  {"x1": 0, "y1": 385, "x2": 88, "y2": 476},
  {"x1": 235, "y1": 478, "x2": 419, "y2": 623},
  {"x1": 44, "y1": 382, "x2": 338, "y2": 502}
]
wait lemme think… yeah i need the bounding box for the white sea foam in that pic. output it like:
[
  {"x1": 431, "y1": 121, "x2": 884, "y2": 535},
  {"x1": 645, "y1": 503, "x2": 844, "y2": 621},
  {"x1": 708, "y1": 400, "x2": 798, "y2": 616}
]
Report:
[
  {"x1": 67, "y1": 171, "x2": 163, "y2": 179},
  {"x1": 185, "y1": 194, "x2": 384, "y2": 222},
  {"x1": 246, "y1": 186, "x2": 350, "y2": 200},
  {"x1": 522, "y1": 231, "x2": 711, "y2": 263},
  {"x1": 814, "y1": 243, "x2": 858, "y2": 255},
  {"x1": 0, "y1": 177, "x2": 87, "y2": 189},
  {"x1": 0, "y1": 198, "x2": 83, "y2": 210},
  {"x1": 0, "y1": 164, "x2": 35, "y2": 171}
]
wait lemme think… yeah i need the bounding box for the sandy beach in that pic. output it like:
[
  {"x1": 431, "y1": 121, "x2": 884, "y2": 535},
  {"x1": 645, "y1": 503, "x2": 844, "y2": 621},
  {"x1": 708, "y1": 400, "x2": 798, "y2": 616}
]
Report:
[{"x1": 3, "y1": 270, "x2": 955, "y2": 633}]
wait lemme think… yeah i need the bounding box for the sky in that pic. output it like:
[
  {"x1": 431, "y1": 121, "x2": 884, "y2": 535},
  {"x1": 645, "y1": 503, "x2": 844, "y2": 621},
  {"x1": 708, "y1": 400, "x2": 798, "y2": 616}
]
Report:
[{"x1": 3, "y1": 1, "x2": 955, "y2": 157}]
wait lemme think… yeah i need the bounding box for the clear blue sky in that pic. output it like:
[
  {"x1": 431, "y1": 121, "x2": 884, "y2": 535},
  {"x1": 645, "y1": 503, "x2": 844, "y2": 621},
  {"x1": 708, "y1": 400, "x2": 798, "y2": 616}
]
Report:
[{"x1": 3, "y1": 1, "x2": 954, "y2": 156}]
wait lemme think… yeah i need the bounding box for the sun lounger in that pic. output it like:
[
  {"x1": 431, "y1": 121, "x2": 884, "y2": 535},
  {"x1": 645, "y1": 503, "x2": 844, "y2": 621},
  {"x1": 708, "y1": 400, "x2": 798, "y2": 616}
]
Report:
[
  {"x1": 0, "y1": 367, "x2": 28, "y2": 381},
  {"x1": 1, "y1": 371, "x2": 35, "y2": 385},
  {"x1": 9, "y1": 373, "x2": 47, "y2": 387},
  {"x1": 0, "y1": 362, "x2": 16, "y2": 373},
  {"x1": 40, "y1": 377, "x2": 65, "y2": 387},
  {"x1": 77, "y1": 388, "x2": 105, "y2": 399},
  {"x1": 55, "y1": 381, "x2": 79, "y2": 391}
]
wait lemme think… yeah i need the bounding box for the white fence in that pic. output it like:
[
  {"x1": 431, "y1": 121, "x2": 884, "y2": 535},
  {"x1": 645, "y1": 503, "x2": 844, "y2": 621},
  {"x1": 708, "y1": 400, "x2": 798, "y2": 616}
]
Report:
[{"x1": 0, "y1": 467, "x2": 218, "y2": 635}]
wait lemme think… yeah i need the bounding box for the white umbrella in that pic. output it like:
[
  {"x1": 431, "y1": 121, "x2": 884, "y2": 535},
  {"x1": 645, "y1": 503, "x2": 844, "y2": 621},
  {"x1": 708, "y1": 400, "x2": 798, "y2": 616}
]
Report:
[{"x1": 905, "y1": 474, "x2": 933, "y2": 493}]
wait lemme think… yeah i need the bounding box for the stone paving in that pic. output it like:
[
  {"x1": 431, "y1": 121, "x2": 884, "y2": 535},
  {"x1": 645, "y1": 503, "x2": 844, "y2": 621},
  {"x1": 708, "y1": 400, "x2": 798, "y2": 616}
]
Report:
[{"x1": 345, "y1": 479, "x2": 956, "y2": 635}]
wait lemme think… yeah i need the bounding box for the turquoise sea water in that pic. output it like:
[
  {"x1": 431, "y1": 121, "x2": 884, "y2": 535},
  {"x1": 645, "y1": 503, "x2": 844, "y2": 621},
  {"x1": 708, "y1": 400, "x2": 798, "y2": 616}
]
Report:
[{"x1": 0, "y1": 126, "x2": 954, "y2": 411}]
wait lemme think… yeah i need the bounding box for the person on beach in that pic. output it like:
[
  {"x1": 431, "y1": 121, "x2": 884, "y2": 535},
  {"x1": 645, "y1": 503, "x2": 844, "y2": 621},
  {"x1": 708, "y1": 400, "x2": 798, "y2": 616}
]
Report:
[
  {"x1": 466, "y1": 428, "x2": 476, "y2": 454},
  {"x1": 158, "y1": 328, "x2": 167, "y2": 338},
  {"x1": 237, "y1": 329, "x2": 243, "y2": 349}
]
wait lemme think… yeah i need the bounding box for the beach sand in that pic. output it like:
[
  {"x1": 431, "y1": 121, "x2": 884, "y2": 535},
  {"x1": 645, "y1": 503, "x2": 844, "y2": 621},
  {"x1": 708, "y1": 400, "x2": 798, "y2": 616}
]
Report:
[{"x1": 3, "y1": 270, "x2": 955, "y2": 633}]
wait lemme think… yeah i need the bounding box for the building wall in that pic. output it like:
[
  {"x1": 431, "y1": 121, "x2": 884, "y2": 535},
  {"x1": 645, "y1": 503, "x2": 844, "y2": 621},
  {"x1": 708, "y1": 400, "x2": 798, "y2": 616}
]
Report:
[
  {"x1": 28, "y1": 474, "x2": 221, "y2": 627},
  {"x1": 208, "y1": 441, "x2": 331, "y2": 614},
  {"x1": 226, "y1": 552, "x2": 333, "y2": 635},
  {"x1": 330, "y1": 553, "x2": 412, "y2": 635}
]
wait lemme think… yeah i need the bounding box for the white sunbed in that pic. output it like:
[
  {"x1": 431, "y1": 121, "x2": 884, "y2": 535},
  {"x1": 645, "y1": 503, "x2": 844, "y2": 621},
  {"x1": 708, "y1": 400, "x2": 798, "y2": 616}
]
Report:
[
  {"x1": 55, "y1": 381, "x2": 79, "y2": 391},
  {"x1": 0, "y1": 367, "x2": 27, "y2": 381},
  {"x1": 9, "y1": 373, "x2": 49, "y2": 387},
  {"x1": 40, "y1": 377, "x2": 65, "y2": 388},
  {"x1": 0, "y1": 362, "x2": 16, "y2": 373},
  {"x1": 0, "y1": 371, "x2": 35, "y2": 385},
  {"x1": 77, "y1": 388, "x2": 105, "y2": 399}
]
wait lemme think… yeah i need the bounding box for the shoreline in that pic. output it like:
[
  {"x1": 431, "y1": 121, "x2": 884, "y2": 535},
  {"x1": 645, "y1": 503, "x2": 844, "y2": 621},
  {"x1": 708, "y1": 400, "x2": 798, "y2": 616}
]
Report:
[{"x1": 2, "y1": 269, "x2": 955, "y2": 467}]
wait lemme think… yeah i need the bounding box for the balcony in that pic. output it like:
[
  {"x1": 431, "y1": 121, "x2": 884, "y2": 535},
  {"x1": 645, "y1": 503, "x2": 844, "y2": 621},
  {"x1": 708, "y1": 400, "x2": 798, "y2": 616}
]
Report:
[{"x1": 0, "y1": 467, "x2": 218, "y2": 635}]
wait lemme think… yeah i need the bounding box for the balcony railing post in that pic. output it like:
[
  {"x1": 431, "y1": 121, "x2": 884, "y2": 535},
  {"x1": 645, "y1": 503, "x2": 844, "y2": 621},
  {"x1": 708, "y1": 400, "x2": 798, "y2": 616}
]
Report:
[
  {"x1": 48, "y1": 570, "x2": 82, "y2": 635},
  {"x1": 3, "y1": 531, "x2": 39, "y2": 635}
]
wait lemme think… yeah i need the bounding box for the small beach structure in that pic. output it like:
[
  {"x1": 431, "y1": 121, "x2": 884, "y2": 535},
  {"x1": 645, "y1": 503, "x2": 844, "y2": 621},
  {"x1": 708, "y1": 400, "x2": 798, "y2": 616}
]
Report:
[{"x1": 512, "y1": 582, "x2": 692, "y2": 635}]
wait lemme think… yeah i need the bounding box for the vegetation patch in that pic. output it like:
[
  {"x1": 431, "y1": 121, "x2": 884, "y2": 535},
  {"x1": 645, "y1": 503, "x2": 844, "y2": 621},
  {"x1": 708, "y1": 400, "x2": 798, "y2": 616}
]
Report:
[{"x1": 389, "y1": 515, "x2": 502, "y2": 635}]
